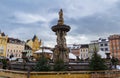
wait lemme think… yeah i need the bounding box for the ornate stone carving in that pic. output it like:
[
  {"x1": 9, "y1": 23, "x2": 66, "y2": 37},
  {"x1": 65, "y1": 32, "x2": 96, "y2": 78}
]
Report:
[{"x1": 56, "y1": 31, "x2": 67, "y2": 49}]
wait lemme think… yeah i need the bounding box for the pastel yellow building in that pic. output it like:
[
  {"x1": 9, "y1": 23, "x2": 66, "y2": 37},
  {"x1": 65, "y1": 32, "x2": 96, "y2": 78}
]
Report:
[
  {"x1": 26, "y1": 35, "x2": 41, "y2": 56},
  {"x1": 0, "y1": 32, "x2": 8, "y2": 57}
]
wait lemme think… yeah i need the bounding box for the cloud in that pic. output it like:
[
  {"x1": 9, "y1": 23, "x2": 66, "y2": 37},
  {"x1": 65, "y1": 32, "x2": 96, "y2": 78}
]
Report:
[
  {"x1": 1, "y1": 0, "x2": 120, "y2": 47},
  {"x1": 66, "y1": 35, "x2": 89, "y2": 44},
  {"x1": 64, "y1": 0, "x2": 119, "y2": 19},
  {"x1": 7, "y1": 22, "x2": 56, "y2": 47},
  {"x1": 11, "y1": 12, "x2": 46, "y2": 24}
]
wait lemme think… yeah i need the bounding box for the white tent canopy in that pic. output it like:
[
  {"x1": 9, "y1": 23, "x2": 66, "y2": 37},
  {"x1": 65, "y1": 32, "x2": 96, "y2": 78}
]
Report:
[
  {"x1": 34, "y1": 49, "x2": 53, "y2": 54},
  {"x1": 9, "y1": 57, "x2": 17, "y2": 61},
  {"x1": 69, "y1": 53, "x2": 76, "y2": 59},
  {"x1": 35, "y1": 49, "x2": 76, "y2": 60}
]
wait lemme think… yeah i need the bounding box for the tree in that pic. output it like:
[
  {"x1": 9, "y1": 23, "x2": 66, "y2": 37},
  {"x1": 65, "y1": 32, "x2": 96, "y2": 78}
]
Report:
[
  {"x1": 0, "y1": 58, "x2": 7, "y2": 69},
  {"x1": 111, "y1": 57, "x2": 119, "y2": 69},
  {"x1": 89, "y1": 47, "x2": 108, "y2": 70},
  {"x1": 34, "y1": 56, "x2": 50, "y2": 71},
  {"x1": 54, "y1": 59, "x2": 67, "y2": 71}
]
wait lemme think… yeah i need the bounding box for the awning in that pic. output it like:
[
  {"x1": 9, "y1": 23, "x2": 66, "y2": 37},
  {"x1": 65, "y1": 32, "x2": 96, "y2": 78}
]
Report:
[{"x1": 34, "y1": 49, "x2": 53, "y2": 54}]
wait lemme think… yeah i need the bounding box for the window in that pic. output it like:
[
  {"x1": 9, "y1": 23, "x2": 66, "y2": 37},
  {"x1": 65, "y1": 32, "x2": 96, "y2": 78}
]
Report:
[
  {"x1": 100, "y1": 44, "x2": 103, "y2": 46},
  {"x1": 114, "y1": 47, "x2": 116, "y2": 50},
  {"x1": 101, "y1": 48, "x2": 104, "y2": 51},
  {"x1": 112, "y1": 53, "x2": 114, "y2": 56},
  {"x1": 113, "y1": 42, "x2": 115, "y2": 45},
  {"x1": 81, "y1": 54, "x2": 82, "y2": 57},
  {"x1": 83, "y1": 49, "x2": 85, "y2": 52},
  {"x1": 105, "y1": 44, "x2": 108, "y2": 46},
  {"x1": 86, "y1": 54, "x2": 88, "y2": 57},
  {"x1": 117, "y1": 47, "x2": 119, "y2": 50},
  {"x1": 116, "y1": 52, "x2": 118, "y2": 57},
  {"x1": 105, "y1": 48, "x2": 108, "y2": 51}
]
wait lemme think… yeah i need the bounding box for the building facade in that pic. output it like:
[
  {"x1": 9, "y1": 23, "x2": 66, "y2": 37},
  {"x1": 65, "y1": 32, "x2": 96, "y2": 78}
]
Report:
[
  {"x1": 6, "y1": 38, "x2": 25, "y2": 58},
  {"x1": 68, "y1": 44, "x2": 81, "y2": 57},
  {"x1": 26, "y1": 35, "x2": 41, "y2": 57},
  {"x1": 88, "y1": 38, "x2": 109, "y2": 59},
  {"x1": 88, "y1": 40, "x2": 99, "y2": 59},
  {"x1": 108, "y1": 35, "x2": 120, "y2": 59},
  {"x1": 98, "y1": 38, "x2": 109, "y2": 53},
  {"x1": 24, "y1": 45, "x2": 32, "y2": 57},
  {"x1": 0, "y1": 32, "x2": 8, "y2": 57},
  {"x1": 68, "y1": 44, "x2": 89, "y2": 60},
  {"x1": 80, "y1": 44, "x2": 89, "y2": 60}
]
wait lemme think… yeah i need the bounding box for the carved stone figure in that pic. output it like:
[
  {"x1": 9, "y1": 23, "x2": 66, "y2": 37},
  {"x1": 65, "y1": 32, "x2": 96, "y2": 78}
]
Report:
[
  {"x1": 56, "y1": 31, "x2": 66, "y2": 49},
  {"x1": 58, "y1": 9, "x2": 64, "y2": 25},
  {"x1": 59, "y1": 9, "x2": 63, "y2": 20}
]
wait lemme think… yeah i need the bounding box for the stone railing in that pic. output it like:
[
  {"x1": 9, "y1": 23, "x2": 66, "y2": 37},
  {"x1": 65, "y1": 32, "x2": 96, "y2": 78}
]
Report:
[
  {"x1": 10, "y1": 62, "x2": 112, "y2": 71},
  {"x1": 10, "y1": 62, "x2": 90, "y2": 71}
]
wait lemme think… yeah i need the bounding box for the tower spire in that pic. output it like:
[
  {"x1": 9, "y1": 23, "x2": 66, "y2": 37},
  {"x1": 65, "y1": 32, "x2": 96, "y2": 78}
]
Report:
[{"x1": 58, "y1": 9, "x2": 64, "y2": 25}]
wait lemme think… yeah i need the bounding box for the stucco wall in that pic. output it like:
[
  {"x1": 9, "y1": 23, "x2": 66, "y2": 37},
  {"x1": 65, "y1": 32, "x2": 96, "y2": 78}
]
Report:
[
  {"x1": 0, "y1": 70, "x2": 27, "y2": 78},
  {"x1": 0, "y1": 70, "x2": 120, "y2": 78},
  {"x1": 30, "y1": 72, "x2": 90, "y2": 78}
]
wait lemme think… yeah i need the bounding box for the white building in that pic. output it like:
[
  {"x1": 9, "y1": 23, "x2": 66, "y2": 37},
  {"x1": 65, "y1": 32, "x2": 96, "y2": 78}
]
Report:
[
  {"x1": 98, "y1": 38, "x2": 110, "y2": 53},
  {"x1": 88, "y1": 38, "x2": 110, "y2": 59}
]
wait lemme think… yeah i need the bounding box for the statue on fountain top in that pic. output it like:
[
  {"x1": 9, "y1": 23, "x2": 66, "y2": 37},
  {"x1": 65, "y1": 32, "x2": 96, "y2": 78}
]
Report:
[{"x1": 58, "y1": 9, "x2": 64, "y2": 25}]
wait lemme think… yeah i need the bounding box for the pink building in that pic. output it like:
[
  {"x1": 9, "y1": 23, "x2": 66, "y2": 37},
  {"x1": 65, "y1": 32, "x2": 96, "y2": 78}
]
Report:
[{"x1": 6, "y1": 38, "x2": 25, "y2": 59}]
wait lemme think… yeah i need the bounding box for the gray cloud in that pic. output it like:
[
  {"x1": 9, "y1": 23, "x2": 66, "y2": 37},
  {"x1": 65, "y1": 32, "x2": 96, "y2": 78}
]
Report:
[{"x1": 0, "y1": 0, "x2": 120, "y2": 46}]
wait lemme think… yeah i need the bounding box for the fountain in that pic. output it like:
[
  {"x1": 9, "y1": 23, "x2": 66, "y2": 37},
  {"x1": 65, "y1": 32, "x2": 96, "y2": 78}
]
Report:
[{"x1": 51, "y1": 9, "x2": 71, "y2": 63}]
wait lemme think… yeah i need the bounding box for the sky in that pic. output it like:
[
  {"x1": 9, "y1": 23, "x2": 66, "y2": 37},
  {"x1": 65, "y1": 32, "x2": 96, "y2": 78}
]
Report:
[{"x1": 0, "y1": 0, "x2": 120, "y2": 47}]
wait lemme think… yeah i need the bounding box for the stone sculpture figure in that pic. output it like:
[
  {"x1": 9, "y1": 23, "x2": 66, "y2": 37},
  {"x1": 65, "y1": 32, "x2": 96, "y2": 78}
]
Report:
[
  {"x1": 58, "y1": 9, "x2": 64, "y2": 25},
  {"x1": 56, "y1": 31, "x2": 66, "y2": 49}
]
